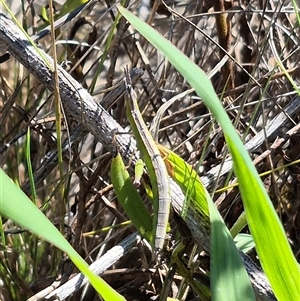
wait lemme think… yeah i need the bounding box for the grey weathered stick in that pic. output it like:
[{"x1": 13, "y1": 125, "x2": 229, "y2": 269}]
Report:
[
  {"x1": 0, "y1": 13, "x2": 135, "y2": 160},
  {"x1": 19, "y1": 67, "x2": 144, "y2": 195},
  {"x1": 100, "y1": 67, "x2": 144, "y2": 109},
  {"x1": 0, "y1": 14, "x2": 276, "y2": 301},
  {"x1": 0, "y1": 0, "x2": 96, "y2": 63},
  {"x1": 201, "y1": 95, "x2": 300, "y2": 188},
  {"x1": 27, "y1": 232, "x2": 140, "y2": 301}
]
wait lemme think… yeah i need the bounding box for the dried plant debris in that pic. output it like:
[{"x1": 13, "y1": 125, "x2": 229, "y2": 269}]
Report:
[{"x1": 0, "y1": 1, "x2": 299, "y2": 300}]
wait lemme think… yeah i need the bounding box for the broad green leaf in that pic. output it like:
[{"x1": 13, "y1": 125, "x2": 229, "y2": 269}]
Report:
[
  {"x1": 209, "y1": 198, "x2": 255, "y2": 301},
  {"x1": 158, "y1": 144, "x2": 255, "y2": 301},
  {"x1": 226, "y1": 134, "x2": 300, "y2": 299},
  {"x1": 111, "y1": 153, "x2": 153, "y2": 242},
  {"x1": 134, "y1": 159, "x2": 144, "y2": 186},
  {"x1": 158, "y1": 144, "x2": 209, "y2": 219},
  {"x1": 40, "y1": 5, "x2": 50, "y2": 23},
  {"x1": 117, "y1": 6, "x2": 300, "y2": 300},
  {"x1": 40, "y1": 0, "x2": 89, "y2": 23},
  {"x1": 0, "y1": 169, "x2": 125, "y2": 301},
  {"x1": 234, "y1": 234, "x2": 255, "y2": 253},
  {"x1": 60, "y1": 0, "x2": 89, "y2": 17}
]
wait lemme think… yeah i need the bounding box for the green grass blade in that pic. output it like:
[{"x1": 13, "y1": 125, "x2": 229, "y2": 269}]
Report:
[
  {"x1": 158, "y1": 144, "x2": 209, "y2": 220},
  {"x1": 59, "y1": 0, "x2": 89, "y2": 17},
  {"x1": 111, "y1": 153, "x2": 153, "y2": 242},
  {"x1": 117, "y1": 5, "x2": 300, "y2": 300},
  {"x1": 158, "y1": 144, "x2": 255, "y2": 301},
  {"x1": 209, "y1": 198, "x2": 255, "y2": 301},
  {"x1": 225, "y1": 134, "x2": 300, "y2": 298},
  {"x1": 234, "y1": 234, "x2": 255, "y2": 253},
  {"x1": 0, "y1": 168, "x2": 126, "y2": 301},
  {"x1": 25, "y1": 128, "x2": 37, "y2": 204}
]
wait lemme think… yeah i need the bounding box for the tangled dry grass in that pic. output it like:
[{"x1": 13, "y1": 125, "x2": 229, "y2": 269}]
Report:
[{"x1": 1, "y1": 0, "x2": 300, "y2": 300}]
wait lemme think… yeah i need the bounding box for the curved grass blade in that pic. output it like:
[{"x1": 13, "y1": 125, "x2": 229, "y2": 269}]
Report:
[
  {"x1": 0, "y1": 169, "x2": 126, "y2": 301},
  {"x1": 117, "y1": 6, "x2": 300, "y2": 300}
]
